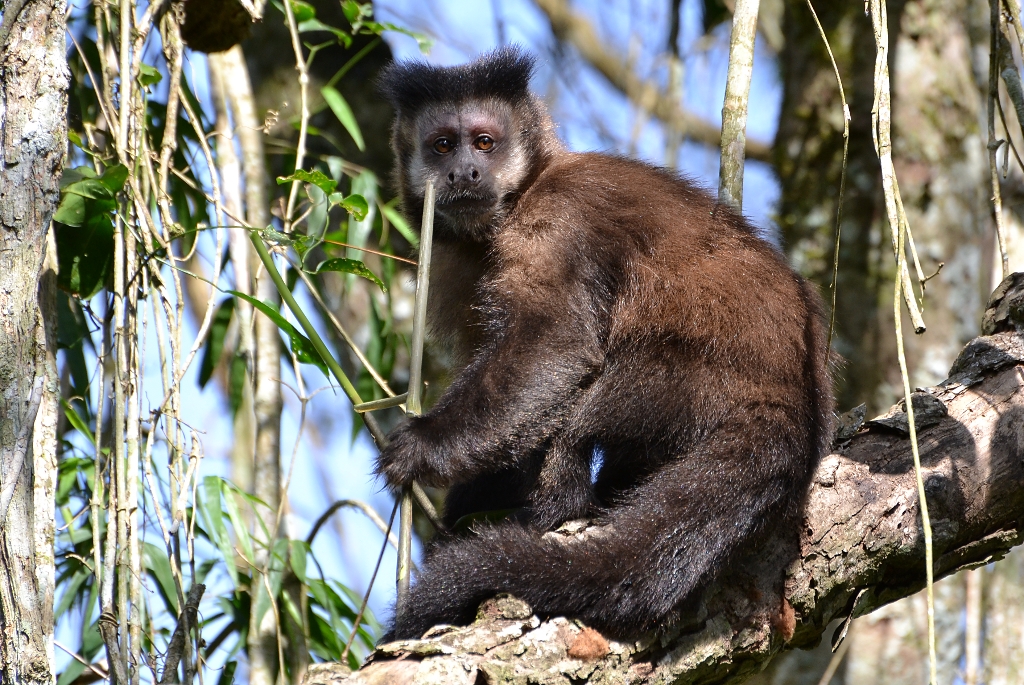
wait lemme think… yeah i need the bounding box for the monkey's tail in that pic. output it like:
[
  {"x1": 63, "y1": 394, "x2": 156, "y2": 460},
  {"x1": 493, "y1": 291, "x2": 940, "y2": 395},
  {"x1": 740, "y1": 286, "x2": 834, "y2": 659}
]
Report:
[{"x1": 390, "y1": 430, "x2": 813, "y2": 640}]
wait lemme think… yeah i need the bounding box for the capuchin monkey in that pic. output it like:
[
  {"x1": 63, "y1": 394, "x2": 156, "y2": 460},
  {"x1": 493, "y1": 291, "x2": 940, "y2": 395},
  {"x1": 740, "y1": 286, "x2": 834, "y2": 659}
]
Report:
[{"x1": 375, "y1": 46, "x2": 833, "y2": 641}]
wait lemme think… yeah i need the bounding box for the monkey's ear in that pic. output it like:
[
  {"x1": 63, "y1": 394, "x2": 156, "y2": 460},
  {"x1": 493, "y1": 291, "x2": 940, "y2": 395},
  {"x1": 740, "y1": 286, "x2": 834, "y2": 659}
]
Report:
[{"x1": 376, "y1": 45, "x2": 536, "y2": 115}]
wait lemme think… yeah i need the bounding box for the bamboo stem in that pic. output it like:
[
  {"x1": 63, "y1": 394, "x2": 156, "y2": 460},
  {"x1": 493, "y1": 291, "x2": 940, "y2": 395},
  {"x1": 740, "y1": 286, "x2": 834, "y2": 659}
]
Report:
[
  {"x1": 718, "y1": 0, "x2": 760, "y2": 212},
  {"x1": 397, "y1": 179, "x2": 437, "y2": 614}
]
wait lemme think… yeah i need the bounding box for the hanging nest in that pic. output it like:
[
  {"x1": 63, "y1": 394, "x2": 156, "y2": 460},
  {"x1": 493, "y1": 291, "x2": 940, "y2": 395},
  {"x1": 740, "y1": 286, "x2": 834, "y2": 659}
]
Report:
[{"x1": 181, "y1": 0, "x2": 259, "y2": 53}]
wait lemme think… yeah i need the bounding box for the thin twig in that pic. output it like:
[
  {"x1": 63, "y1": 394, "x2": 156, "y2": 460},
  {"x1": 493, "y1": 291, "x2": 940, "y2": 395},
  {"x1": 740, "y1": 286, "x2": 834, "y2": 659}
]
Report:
[
  {"x1": 159, "y1": 584, "x2": 206, "y2": 684},
  {"x1": 894, "y1": 187, "x2": 936, "y2": 685},
  {"x1": 995, "y1": 94, "x2": 1024, "y2": 173},
  {"x1": 804, "y1": 0, "x2": 850, "y2": 364},
  {"x1": 282, "y1": 0, "x2": 311, "y2": 228},
  {"x1": 868, "y1": 0, "x2": 927, "y2": 333},
  {"x1": 293, "y1": 267, "x2": 402, "y2": 401},
  {"x1": 1002, "y1": 0, "x2": 1024, "y2": 54},
  {"x1": 321, "y1": 238, "x2": 418, "y2": 265},
  {"x1": 341, "y1": 500, "x2": 399, "y2": 663},
  {"x1": 99, "y1": 611, "x2": 128, "y2": 685},
  {"x1": 353, "y1": 393, "x2": 408, "y2": 413},
  {"x1": 304, "y1": 499, "x2": 410, "y2": 570},
  {"x1": 870, "y1": 3, "x2": 936, "y2": 683},
  {"x1": 814, "y1": 633, "x2": 851, "y2": 685},
  {"x1": 991, "y1": 0, "x2": 1011, "y2": 280},
  {"x1": 55, "y1": 639, "x2": 110, "y2": 681}
]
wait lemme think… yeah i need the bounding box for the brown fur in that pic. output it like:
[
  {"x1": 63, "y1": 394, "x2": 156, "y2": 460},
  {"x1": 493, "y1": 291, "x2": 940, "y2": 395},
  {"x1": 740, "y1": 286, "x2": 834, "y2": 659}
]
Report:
[{"x1": 375, "y1": 47, "x2": 833, "y2": 640}]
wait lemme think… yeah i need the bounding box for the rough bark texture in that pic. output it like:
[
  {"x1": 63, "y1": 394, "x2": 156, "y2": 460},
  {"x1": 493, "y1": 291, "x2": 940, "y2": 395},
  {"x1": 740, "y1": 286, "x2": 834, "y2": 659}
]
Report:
[
  {"x1": 0, "y1": 1, "x2": 67, "y2": 683},
  {"x1": 303, "y1": 326, "x2": 1024, "y2": 685}
]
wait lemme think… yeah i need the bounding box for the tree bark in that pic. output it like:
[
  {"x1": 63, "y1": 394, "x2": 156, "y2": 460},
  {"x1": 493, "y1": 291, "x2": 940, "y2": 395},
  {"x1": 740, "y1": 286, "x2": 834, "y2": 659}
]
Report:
[
  {"x1": 0, "y1": 1, "x2": 67, "y2": 683},
  {"x1": 303, "y1": 326, "x2": 1024, "y2": 685}
]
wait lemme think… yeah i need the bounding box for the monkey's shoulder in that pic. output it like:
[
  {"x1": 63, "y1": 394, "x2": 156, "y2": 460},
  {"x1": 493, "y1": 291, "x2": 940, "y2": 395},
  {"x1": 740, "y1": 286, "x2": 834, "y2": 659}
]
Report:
[
  {"x1": 505, "y1": 152, "x2": 787, "y2": 282},
  {"x1": 515, "y1": 153, "x2": 753, "y2": 241}
]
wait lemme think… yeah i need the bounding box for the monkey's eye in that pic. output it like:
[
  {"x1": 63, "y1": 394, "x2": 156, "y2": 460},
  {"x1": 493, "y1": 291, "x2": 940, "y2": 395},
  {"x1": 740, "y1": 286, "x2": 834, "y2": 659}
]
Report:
[
  {"x1": 474, "y1": 135, "x2": 495, "y2": 151},
  {"x1": 433, "y1": 137, "x2": 453, "y2": 154}
]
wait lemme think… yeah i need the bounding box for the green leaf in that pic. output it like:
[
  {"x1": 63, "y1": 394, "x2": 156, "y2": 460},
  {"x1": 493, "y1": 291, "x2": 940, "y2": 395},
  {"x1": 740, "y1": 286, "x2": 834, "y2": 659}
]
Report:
[
  {"x1": 341, "y1": 0, "x2": 369, "y2": 24},
  {"x1": 381, "y1": 198, "x2": 418, "y2": 247},
  {"x1": 68, "y1": 130, "x2": 84, "y2": 150},
  {"x1": 217, "y1": 661, "x2": 238, "y2": 685},
  {"x1": 54, "y1": 567, "x2": 90, "y2": 620},
  {"x1": 197, "y1": 476, "x2": 239, "y2": 586},
  {"x1": 58, "y1": 660, "x2": 87, "y2": 685},
  {"x1": 62, "y1": 178, "x2": 112, "y2": 201},
  {"x1": 253, "y1": 538, "x2": 289, "y2": 628},
  {"x1": 229, "y1": 291, "x2": 330, "y2": 379},
  {"x1": 143, "y1": 542, "x2": 180, "y2": 614},
  {"x1": 361, "y1": 20, "x2": 432, "y2": 52},
  {"x1": 297, "y1": 18, "x2": 353, "y2": 46},
  {"x1": 54, "y1": 206, "x2": 115, "y2": 298},
  {"x1": 289, "y1": 0, "x2": 316, "y2": 21},
  {"x1": 219, "y1": 480, "x2": 255, "y2": 564},
  {"x1": 97, "y1": 164, "x2": 129, "y2": 193},
  {"x1": 59, "y1": 166, "x2": 97, "y2": 188},
  {"x1": 137, "y1": 64, "x2": 162, "y2": 86},
  {"x1": 305, "y1": 183, "x2": 330, "y2": 243},
  {"x1": 277, "y1": 169, "x2": 336, "y2": 195},
  {"x1": 198, "y1": 299, "x2": 235, "y2": 388},
  {"x1": 328, "y1": 192, "x2": 368, "y2": 221},
  {"x1": 54, "y1": 192, "x2": 87, "y2": 226},
  {"x1": 320, "y1": 86, "x2": 365, "y2": 152},
  {"x1": 61, "y1": 164, "x2": 128, "y2": 200},
  {"x1": 61, "y1": 398, "x2": 95, "y2": 445},
  {"x1": 312, "y1": 258, "x2": 385, "y2": 291},
  {"x1": 289, "y1": 539, "x2": 309, "y2": 584},
  {"x1": 228, "y1": 352, "x2": 247, "y2": 416}
]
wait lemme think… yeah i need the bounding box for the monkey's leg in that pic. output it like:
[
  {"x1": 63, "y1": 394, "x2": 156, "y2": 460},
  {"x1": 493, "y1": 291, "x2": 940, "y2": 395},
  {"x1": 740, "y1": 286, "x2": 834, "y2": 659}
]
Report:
[
  {"x1": 526, "y1": 436, "x2": 597, "y2": 530},
  {"x1": 442, "y1": 453, "x2": 543, "y2": 530},
  {"x1": 388, "y1": 415, "x2": 816, "y2": 640}
]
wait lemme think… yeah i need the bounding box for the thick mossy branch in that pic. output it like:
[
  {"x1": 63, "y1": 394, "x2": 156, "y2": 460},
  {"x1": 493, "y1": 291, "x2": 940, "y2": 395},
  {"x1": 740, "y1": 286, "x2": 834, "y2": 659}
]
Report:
[{"x1": 306, "y1": 286, "x2": 1024, "y2": 685}]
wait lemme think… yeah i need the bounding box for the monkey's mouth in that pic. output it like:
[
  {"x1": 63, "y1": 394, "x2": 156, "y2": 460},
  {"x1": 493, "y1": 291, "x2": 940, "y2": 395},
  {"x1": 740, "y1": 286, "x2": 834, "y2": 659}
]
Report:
[{"x1": 436, "y1": 191, "x2": 498, "y2": 216}]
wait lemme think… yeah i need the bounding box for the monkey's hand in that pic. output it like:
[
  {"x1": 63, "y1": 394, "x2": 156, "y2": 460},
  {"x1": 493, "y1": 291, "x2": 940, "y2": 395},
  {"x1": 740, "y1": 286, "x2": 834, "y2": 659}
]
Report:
[{"x1": 375, "y1": 416, "x2": 452, "y2": 489}]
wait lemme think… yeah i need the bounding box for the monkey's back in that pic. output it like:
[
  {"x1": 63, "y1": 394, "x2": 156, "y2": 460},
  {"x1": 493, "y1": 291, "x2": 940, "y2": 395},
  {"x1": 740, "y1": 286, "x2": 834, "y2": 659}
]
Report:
[{"x1": 499, "y1": 152, "x2": 832, "y2": 498}]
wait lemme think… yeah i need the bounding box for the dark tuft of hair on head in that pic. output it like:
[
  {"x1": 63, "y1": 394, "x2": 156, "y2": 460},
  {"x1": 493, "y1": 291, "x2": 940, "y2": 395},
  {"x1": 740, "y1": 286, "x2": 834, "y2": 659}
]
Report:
[{"x1": 378, "y1": 45, "x2": 536, "y2": 114}]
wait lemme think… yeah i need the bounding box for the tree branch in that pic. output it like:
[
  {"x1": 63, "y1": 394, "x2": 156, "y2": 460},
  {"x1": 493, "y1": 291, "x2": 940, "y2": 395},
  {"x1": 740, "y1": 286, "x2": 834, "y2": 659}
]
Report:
[
  {"x1": 533, "y1": 0, "x2": 773, "y2": 163},
  {"x1": 159, "y1": 584, "x2": 205, "y2": 684},
  {"x1": 304, "y1": 294, "x2": 1024, "y2": 684}
]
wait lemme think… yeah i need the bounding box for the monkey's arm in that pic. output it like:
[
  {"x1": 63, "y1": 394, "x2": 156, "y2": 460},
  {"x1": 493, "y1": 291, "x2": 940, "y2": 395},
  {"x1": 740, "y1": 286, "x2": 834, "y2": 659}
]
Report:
[{"x1": 377, "y1": 228, "x2": 605, "y2": 490}]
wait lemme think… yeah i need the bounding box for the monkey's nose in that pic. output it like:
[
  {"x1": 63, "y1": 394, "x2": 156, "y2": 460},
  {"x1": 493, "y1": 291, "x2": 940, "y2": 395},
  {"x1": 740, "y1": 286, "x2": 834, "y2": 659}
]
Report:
[{"x1": 448, "y1": 166, "x2": 481, "y2": 187}]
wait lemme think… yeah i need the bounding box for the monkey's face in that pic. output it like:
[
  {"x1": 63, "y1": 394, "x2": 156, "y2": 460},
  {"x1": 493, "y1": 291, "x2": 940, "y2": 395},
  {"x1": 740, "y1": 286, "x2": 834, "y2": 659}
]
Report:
[{"x1": 403, "y1": 99, "x2": 532, "y2": 240}]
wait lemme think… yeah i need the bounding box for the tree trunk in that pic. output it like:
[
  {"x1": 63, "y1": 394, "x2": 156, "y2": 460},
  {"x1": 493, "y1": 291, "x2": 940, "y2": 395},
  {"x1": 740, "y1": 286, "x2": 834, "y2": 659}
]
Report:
[
  {"x1": 0, "y1": 1, "x2": 67, "y2": 683},
  {"x1": 218, "y1": 43, "x2": 286, "y2": 685}
]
